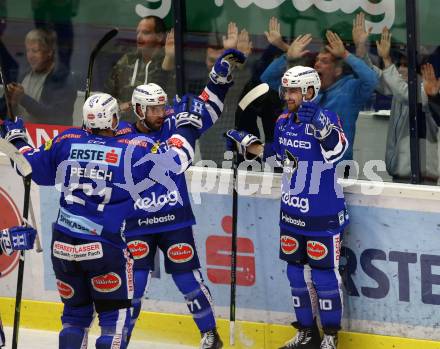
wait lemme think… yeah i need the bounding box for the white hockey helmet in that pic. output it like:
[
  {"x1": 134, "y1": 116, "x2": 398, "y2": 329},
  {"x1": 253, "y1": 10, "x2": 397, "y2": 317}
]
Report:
[
  {"x1": 83, "y1": 93, "x2": 120, "y2": 131},
  {"x1": 281, "y1": 66, "x2": 321, "y2": 101},
  {"x1": 131, "y1": 83, "x2": 167, "y2": 120}
]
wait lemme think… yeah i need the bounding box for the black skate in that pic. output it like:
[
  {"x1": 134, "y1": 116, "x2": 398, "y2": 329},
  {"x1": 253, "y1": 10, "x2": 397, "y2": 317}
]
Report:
[
  {"x1": 320, "y1": 333, "x2": 338, "y2": 349},
  {"x1": 199, "y1": 328, "x2": 223, "y2": 349},
  {"x1": 279, "y1": 321, "x2": 321, "y2": 349}
]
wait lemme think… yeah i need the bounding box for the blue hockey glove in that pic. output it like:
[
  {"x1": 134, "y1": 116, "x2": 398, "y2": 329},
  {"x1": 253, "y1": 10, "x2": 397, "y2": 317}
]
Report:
[
  {"x1": 224, "y1": 129, "x2": 262, "y2": 160},
  {"x1": 0, "y1": 117, "x2": 28, "y2": 143},
  {"x1": 298, "y1": 101, "x2": 332, "y2": 139},
  {"x1": 0, "y1": 224, "x2": 37, "y2": 256},
  {"x1": 209, "y1": 49, "x2": 246, "y2": 85}
]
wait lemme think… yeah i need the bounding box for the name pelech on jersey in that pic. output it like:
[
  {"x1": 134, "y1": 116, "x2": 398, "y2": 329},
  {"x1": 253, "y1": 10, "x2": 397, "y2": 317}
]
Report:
[
  {"x1": 272, "y1": 110, "x2": 349, "y2": 235},
  {"x1": 18, "y1": 127, "x2": 186, "y2": 245}
]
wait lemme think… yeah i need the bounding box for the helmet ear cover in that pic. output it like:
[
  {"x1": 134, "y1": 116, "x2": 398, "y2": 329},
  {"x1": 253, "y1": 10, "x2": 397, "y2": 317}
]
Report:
[{"x1": 83, "y1": 93, "x2": 120, "y2": 131}]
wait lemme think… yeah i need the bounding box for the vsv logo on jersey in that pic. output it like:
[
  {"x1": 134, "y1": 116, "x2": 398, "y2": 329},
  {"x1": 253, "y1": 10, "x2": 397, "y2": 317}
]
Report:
[
  {"x1": 281, "y1": 193, "x2": 309, "y2": 213},
  {"x1": 69, "y1": 144, "x2": 122, "y2": 166},
  {"x1": 134, "y1": 191, "x2": 179, "y2": 210}
]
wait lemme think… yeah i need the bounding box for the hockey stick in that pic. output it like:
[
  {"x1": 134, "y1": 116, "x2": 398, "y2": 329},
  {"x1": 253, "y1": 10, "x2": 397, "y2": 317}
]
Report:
[
  {"x1": 84, "y1": 27, "x2": 119, "y2": 101},
  {"x1": 0, "y1": 53, "x2": 36, "y2": 349},
  {"x1": 229, "y1": 83, "x2": 269, "y2": 345},
  {"x1": 0, "y1": 140, "x2": 32, "y2": 349}
]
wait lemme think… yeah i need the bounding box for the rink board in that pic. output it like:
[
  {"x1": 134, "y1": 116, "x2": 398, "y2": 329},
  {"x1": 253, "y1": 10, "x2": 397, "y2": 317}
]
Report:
[{"x1": 1, "y1": 131, "x2": 440, "y2": 347}]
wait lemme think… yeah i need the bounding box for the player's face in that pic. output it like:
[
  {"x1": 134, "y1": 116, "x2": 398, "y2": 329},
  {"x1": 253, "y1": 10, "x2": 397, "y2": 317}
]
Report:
[
  {"x1": 136, "y1": 18, "x2": 162, "y2": 53},
  {"x1": 314, "y1": 52, "x2": 339, "y2": 90},
  {"x1": 145, "y1": 104, "x2": 166, "y2": 131},
  {"x1": 284, "y1": 87, "x2": 303, "y2": 112},
  {"x1": 25, "y1": 41, "x2": 53, "y2": 73}
]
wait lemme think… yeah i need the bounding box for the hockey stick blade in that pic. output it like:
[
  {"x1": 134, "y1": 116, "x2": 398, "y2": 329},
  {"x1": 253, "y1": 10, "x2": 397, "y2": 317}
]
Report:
[
  {"x1": 85, "y1": 28, "x2": 119, "y2": 100},
  {"x1": 91, "y1": 28, "x2": 119, "y2": 59},
  {"x1": 0, "y1": 139, "x2": 32, "y2": 177},
  {"x1": 238, "y1": 83, "x2": 269, "y2": 111}
]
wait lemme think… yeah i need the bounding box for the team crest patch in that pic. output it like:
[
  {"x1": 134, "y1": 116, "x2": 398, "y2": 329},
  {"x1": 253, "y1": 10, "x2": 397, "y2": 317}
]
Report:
[
  {"x1": 307, "y1": 241, "x2": 328, "y2": 260},
  {"x1": 167, "y1": 243, "x2": 194, "y2": 263},
  {"x1": 280, "y1": 235, "x2": 299, "y2": 255}
]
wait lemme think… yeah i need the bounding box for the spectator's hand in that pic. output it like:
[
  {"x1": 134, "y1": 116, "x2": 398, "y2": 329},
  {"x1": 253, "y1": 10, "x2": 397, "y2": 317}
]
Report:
[
  {"x1": 287, "y1": 34, "x2": 312, "y2": 60},
  {"x1": 352, "y1": 12, "x2": 372, "y2": 58},
  {"x1": 237, "y1": 29, "x2": 252, "y2": 58},
  {"x1": 325, "y1": 31, "x2": 348, "y2": 59},
  {"x1": 264, "y1": 16, "x2": 289, "y2": 52},
  {"x1": 422, "y1": 63, "x2": 440, "y2": 96},
  {"x1": 7, "y1": 83, "x2": 24, "y2": 104},
  {"x1": 376, "y1": 27, "x2": 392, "y2": 67},
  {"x1": 223, "y1": 22, "x2": 238, "y2": 50},
  {"x1": 164, "y1": 28, "x2": 175, "y2": 59},
  {"x1": 120, "y1": 102, "x2": 132, "y2": 113}
]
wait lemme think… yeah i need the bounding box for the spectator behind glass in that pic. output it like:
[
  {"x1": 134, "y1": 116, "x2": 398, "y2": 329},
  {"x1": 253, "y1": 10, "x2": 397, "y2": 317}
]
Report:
[
  {"x1": 0, "y1": 28, "x2": 76, "y2": 125},
  {"x1": 105, "y1": 16, "x2": 175, "y2": 121},
  {"x1": 187, "y1": 22, "x2": 252, "y2": 166},
  {"x1": 0, "y1": 1, "x2": 18, "y2": 84},
  {"x1": 422, "y1": 63, "x2": 440, "y2": 184},
  {"x1": 236, "y1": 17, "x2": 287, "y2": 147},
  {"x1": 260, "y1": 28, "x2": 378, "y2": 161},
  {"x1": 354, "y1": 13, "x2": 439, "y2": 182},
  {"x1": 31, "y1": 0, "x2": 79, "y2": 77}
]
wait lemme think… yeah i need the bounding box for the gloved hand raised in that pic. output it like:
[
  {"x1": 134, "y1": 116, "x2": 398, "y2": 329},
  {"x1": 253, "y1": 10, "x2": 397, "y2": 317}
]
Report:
[
  {"x1": 0, "y1": 117, "x2": 28, "y2": 143},
  {"x1": 298, "y1": 101, "x2": 332, "y2": 139},
  {"x1": 209, "y1": 49, "x2": 246, "y2": 85}
]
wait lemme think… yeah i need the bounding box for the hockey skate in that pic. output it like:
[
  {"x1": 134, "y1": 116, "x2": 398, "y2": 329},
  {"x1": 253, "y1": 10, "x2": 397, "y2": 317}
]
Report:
[
  {"x1": 199, "y1": 328, "x2": 223, "y2": 349},
  {"x1": 278, "y1": 321, "x2": 321, "y2": 349},
  {"x1": 320, "y1": 333, "x2": 338, "y2": 349}
]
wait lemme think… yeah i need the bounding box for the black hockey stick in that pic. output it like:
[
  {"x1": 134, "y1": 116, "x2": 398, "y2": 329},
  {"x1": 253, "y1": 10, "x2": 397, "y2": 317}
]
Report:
[
  {"x1": 0, "y1": 54, "x2": 34, "y2": 349},
  {"x1": 229, "y1": 83, "x2": 268, "y2": 345},
  {"x1": 84, "y1": 27, "x2": 119, "y2": 101}
]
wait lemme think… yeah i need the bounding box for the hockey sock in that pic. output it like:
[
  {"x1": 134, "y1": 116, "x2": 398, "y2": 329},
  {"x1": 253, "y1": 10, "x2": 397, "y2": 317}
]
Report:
[
  {"x1": 59, "y1": 304, "x2": 94, "y2": 349},
  {"x1": 127, "y1": 269, "x2": 151, "y2": 339},
  {"x1": 312, "y1": 267, "x2": 343, "y2": 331},
  {"x1": 286, "y1": 263, "x2": 316, "y2": 328},
  {"x1": 172, "y1": 270, "x2": 216, "y2": 333},
  {"x1": 96, "y1": 308, "x2": 130, "y2": 349}
]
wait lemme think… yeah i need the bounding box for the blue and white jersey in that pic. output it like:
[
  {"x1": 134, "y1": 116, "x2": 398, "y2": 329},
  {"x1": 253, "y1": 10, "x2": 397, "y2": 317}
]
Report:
[
  {"x1": 116, "y1": 82, "x2": 228, "y2": 236},
  {"x1": 266, "y1": 108, "x2": 349, "y2": 236},
  {"x1": 16, "y1": 126, "x2": 197, "y2": 246}
]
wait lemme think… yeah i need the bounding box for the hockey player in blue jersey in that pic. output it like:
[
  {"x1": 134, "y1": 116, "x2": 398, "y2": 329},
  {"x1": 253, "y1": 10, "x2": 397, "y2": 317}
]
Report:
[
  {"x1": 115, "y1": 49, "x2": 246, "y2": 349},
  {"x1": 0, "y1": 91, "x2": 206, "y2": 349},
  {"x1": 225, "y1": 66, "x2": 349, "y2": 349}
]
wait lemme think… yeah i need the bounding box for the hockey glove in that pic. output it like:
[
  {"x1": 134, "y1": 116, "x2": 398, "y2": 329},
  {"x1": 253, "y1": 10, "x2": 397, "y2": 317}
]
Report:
[
  {"x1": 209, "y1": 49, "x2": 246, "y2": 85},
  {"x1": 0, "y1": 117, "x2": 28, "y2": 143},
  {"x1": 0, "y1": 224, "x2": 36, "y2": 256},
  {"x1": 224, "y1": 129, "x2": 262, "y2": 160},
  {"x1": 298, "y1": 101, "x2": 332, "y2": 139}
]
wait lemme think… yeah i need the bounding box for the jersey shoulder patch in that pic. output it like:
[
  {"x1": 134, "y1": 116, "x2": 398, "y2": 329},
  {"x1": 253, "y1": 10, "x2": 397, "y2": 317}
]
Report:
[{"x1": 54, "y1": 127, "x2": 85, "y2": 144}]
